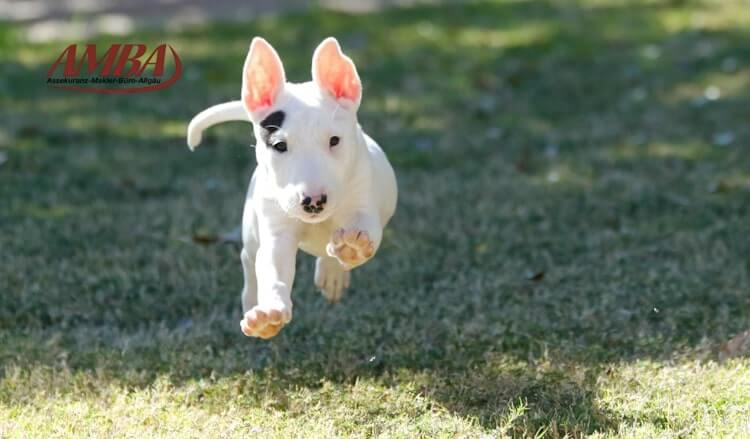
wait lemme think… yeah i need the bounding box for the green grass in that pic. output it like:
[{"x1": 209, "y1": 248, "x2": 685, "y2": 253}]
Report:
[{"x1": 2, "y1": 0, "x2": 750, "y2": 436}]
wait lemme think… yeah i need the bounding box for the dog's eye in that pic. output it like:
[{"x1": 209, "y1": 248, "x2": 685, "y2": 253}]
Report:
[
  {"x1": 329, "y1": 136, "x2": 340, "y2": 147},
  {"x1": 271, "y1": 141, "x2": 287, "y2": 153}
]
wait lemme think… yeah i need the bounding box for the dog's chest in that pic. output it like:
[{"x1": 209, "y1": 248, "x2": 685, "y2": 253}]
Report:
[{"x1": 297, "y1": 221, "x2": 336, "y2": 258}]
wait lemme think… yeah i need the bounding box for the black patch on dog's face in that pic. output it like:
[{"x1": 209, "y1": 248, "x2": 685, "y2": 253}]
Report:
[
  {"x1": 260, "y1": 111, "x2": 285, "y2": 145},
  {"x1": 261, "y1": 111, "x2": 285, "y2": 131}
]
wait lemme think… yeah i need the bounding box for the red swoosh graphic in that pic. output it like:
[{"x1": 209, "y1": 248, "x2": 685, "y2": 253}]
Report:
[{"x1": 49, "y1": 45, "x2": 182, "y2": 94}]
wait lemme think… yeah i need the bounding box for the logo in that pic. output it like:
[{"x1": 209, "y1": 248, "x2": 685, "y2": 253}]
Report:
[{"x1": 47, "y1": 43, "x2": 182, "y2": 94}]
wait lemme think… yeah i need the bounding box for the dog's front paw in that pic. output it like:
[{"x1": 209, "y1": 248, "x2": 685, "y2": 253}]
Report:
[
  {"x1": 240, "y1": 303, "x2": 292, "y2": 339},
  {"x1": 327, "y1": 228, "x2": 374, "y2": 270}
]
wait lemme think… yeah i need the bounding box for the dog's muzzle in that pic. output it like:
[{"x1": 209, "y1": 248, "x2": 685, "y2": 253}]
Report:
[{"x1": 301, "y1": 193, "x2": 327, "y2": 214}]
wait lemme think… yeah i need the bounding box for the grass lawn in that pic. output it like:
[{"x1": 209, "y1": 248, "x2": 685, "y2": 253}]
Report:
[{"x1": 2, "y1": 0, "x2": 750, "y2": 437}]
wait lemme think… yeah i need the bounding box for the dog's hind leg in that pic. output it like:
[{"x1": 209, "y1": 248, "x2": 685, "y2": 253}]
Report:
[{"x1": 314, "y1": 256, "x2": 351, "y2": 303}]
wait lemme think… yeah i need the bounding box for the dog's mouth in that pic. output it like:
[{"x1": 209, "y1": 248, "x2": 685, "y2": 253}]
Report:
[
  {"x1": 299, "y1": 210, "x2": 331, "y2": 224},
  {"x1": 296, "y1": 203, "x2": 336, "y2": 223}
]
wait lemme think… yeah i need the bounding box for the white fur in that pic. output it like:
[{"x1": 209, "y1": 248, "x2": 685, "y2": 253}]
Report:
[
  {"x1": 186, "y1": 38, "x2": 397, "y2": 339},
  {"x1": 186, "y1": 101, "x2": 248, "y2": 150}
]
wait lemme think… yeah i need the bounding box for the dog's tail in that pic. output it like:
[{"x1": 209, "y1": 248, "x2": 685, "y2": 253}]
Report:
[{"x1": 186, "y1": 100, "x2": 250, "y2": 150}]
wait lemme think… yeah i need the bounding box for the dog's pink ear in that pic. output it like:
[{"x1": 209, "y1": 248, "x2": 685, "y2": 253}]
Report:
[
  {"x1": 312, "y1": 37, "x2": 361, "y2": 110},
  {"x1": 242, "y1": 37, "x2": 285, "y2": 116}
]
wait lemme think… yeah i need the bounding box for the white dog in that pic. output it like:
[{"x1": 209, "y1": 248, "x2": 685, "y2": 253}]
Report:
[{"x1": 186, "y1": 37, "x2": 397, "y2": 339}]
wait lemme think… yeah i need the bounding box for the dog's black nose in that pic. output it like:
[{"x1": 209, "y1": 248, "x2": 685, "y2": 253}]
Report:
[{"x1": 301, "y1": 194, "x2": 327, "y2": 214}]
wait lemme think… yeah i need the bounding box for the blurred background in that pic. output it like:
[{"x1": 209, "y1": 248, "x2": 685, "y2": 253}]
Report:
[
  {"x1": 1, "y1": 0, "x2": 435, "y2": 42},
  {"x1": 1, "y1": 0, "x2": 749, "y2": 437}
]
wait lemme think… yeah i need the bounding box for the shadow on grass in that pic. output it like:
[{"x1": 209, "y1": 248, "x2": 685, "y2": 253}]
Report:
[{"x1": 2, "y1": 0, "x2": 750, "y2": 435}]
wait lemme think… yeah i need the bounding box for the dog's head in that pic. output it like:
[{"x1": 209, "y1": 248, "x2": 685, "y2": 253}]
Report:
[{"x1": 241, "y1": 37, "x2": 362, "y2": 223}]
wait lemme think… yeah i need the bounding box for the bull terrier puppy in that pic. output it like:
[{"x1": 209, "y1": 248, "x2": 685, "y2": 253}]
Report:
[{"x1": 186, "y1": 37, "x2": 397, "y2": 339}]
